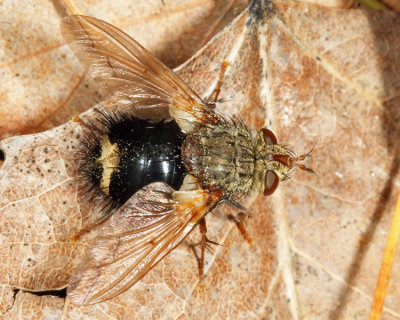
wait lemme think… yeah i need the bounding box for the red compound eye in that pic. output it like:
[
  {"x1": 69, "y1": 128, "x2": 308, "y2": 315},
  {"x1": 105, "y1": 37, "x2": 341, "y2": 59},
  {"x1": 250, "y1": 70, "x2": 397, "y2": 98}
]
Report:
[
  {"x1": 264, "y1": 170, "x2": 279, "y2": 196},
  {"x1": 261, "y1": 128, "x2": 277, "y2": 145}
]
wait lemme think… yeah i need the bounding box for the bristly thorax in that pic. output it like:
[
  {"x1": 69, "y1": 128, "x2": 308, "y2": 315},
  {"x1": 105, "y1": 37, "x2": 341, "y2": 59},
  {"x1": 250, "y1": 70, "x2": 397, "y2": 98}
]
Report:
[{"x1": 182, "y1": 122, "x2": 260, "y2": 198}]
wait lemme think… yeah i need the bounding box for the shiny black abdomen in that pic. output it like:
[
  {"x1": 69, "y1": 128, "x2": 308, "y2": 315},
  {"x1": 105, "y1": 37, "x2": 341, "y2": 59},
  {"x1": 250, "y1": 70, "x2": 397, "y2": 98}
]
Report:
[
  {"x1": 108, "y1": 118, "x2": 187, "y2": 205},
  {"x1": 81, "y1": 114, "x2": 189, "y2": 210}
]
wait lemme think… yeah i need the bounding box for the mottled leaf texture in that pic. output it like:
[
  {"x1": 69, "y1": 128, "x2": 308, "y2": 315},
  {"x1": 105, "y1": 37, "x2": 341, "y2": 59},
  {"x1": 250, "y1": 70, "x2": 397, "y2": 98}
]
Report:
[{"x1": 1, "y1": 0, "x2": 400, "y2": 319}]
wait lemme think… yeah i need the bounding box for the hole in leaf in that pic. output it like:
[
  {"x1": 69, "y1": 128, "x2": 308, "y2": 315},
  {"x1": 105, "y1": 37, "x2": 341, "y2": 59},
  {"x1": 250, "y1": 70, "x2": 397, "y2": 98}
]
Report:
[
  {"x1": 0, "y1": 148, "x2": 4, "y2": 167},
  {"x1": 31, "y1": 288, "x2": 67, "y2": 298},
  {"x1": 14, "y1": 288, "x2": 67, "y2": 298}
]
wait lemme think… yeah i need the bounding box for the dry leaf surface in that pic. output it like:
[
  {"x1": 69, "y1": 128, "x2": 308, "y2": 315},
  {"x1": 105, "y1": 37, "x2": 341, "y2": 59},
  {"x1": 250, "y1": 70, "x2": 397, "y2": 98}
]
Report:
[{"x1": 1, "y1": 0, "x2": 400, "y2": 319}]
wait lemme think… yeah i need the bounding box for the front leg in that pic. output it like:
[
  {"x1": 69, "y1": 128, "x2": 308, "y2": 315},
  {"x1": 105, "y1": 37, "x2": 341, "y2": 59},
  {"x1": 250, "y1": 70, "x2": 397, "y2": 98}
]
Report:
[
  {"x1": 229, "y1": 211, "x2": 254, "y2": 245},
  {"x1": 223, "y1": 198, "x2": 254, "y2": 245}
]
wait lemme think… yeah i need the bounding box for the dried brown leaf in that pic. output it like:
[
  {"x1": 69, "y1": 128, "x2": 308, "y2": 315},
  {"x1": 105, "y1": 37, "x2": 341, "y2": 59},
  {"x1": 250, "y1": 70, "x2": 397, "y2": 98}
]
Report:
[{"x1": 1, "y1": 0, "x2": 400, "y2": 319}]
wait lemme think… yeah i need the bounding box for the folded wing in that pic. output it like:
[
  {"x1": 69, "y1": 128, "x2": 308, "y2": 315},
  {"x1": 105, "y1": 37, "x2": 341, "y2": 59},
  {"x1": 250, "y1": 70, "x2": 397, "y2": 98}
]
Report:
[
  {"x1": 68, "y1": 182, "x2": 221, "y2": 305},
  {"x1": 61, "y1": 15, "x2": 218, "y2": 132}
]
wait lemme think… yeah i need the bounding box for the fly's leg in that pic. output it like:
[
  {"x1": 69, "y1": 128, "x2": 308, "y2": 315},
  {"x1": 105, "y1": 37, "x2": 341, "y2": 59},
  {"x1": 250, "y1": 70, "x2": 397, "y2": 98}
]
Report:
[
  {"x1": 223, "y1": 199, "x2": 254, "y2": 245},
  {"x1": 229, "y1": 211, "x2": 254, "y2": 245},
  {"x1": 198, "y1": 218, "x2": 207, "y2": 284},
  {"x1": 192, "y1": 218, "x2": 221, "y2": 286},
  {"x1": 212, "y1": 60, "x2": 230, "y2": 103},
  {"x1": 206, "y1": 60, "x2": 230, "y2": 107}
]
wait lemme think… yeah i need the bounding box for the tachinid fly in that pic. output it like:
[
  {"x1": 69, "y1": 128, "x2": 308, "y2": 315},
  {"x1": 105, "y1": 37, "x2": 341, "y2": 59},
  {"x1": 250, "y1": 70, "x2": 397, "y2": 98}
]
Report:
[{"x1": 62, "y1": 15, "x2": 313, "y2": 305}]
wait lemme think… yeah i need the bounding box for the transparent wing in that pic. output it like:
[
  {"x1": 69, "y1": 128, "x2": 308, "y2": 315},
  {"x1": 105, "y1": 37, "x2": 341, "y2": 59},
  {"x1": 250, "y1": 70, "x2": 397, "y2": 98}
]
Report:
[
  {"x1": 61, "y1": 15, "x2": 218, "y2": 132},
  {"x1": 67, "y1": 183, "x2": 221, "y2": 305}
]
